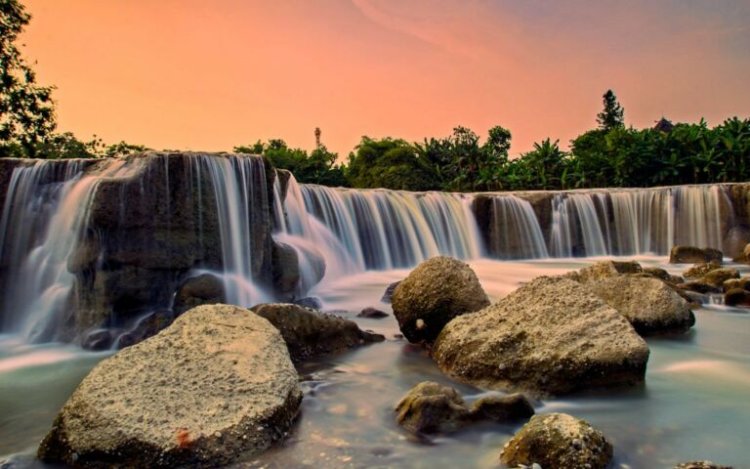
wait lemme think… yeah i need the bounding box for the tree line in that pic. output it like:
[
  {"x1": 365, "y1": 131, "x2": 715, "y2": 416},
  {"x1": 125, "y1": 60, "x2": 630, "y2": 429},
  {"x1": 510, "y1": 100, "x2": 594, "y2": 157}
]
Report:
[{"x1": 1, "y1": 0, "x2": 748, "y2": 190}]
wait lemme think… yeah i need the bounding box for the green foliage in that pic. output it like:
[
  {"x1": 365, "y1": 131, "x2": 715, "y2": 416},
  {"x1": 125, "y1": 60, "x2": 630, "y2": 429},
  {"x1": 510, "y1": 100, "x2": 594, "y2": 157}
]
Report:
[
  {"x1": 597, "y1": 89, "x2": 624, "y2": 131},
  {"x1": 235, "y1": 137, "x2": 347, "y2": 187},
  {"x1": 0, "y1": 0, "x2": 56, "y2": 156}
]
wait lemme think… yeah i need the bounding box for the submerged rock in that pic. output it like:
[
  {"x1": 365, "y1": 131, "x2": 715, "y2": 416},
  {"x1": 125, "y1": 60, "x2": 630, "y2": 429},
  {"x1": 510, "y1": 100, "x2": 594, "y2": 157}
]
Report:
[
  {"x1": 392, "y1": 256, "x2": 489, "y2": 344},
  {"x1": 674, "y1": 461, "x2": 734, "y2": 469},
  {"x1": 395, "y1": 381, "x2": 470, "y2": 434},
  {"x1": 500, "y1": 413, "x2": 613, "y2": 469},
  {"x1": 358, "y1": 307, "x2": 389, "y2": 319},
  {"x1": 81, "y1": 329, "x2": 113, "y2": 351},
  {"x1": 670, "y1": 246, "x2": 723, "y2": 264},
  {"x1": 433, "y1": 276, "x2": 649, "y2": 395},
  {"x1": 468, "y1": 393, "x2": 535, "y2": 423},
  {"x1": 251, "y1": 303, "x2": 384, "y2": 362},
  {"x1": 724, "y1": 288, "x2": 750, "y2": 307},
  {"x1": 380, "y1": 280, "x2": 401, "y2": 303},
  {"x1": 586, "y1": 276, "x2": 695, "y2": 335},
  {"x1": 38, "y1": 304, "x2": 302, "y2": 468}
]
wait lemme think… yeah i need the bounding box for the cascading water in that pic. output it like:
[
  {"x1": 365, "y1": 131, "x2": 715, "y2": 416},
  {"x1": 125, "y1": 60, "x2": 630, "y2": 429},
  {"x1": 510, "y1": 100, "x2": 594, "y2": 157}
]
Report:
[
  {"x1": 189, "y1": 155, "x2": 271, "y2": 306},
  {"x1": 489, "y1": 195, "x2": 548, "y2": 259},
  {"x1": 544, "y1": 185, "x2": 728, "y2": 257},
  {"x1": 297, "y1": 184, "x2": 483, "y2": 270},
  {"x1": 0, "y1": 159, "x2": 139, "y2": 342}
]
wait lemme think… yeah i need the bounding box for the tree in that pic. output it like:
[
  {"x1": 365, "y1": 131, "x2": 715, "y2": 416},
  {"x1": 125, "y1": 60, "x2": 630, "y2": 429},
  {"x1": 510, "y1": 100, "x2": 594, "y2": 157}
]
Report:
[
  {"x1": 0, "y1": 0, "x2": 56, "y2": 156},
  {"x1": 596, "y1": 89, "x2": 624, "y2": 131}
]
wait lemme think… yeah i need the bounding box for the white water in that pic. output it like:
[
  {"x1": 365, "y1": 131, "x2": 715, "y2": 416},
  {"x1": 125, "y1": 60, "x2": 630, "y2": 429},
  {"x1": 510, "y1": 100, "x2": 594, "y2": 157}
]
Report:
[
  {"x1": 299, "y1": 184, "x2": 482, "y2": 270},
  {"x1": 0, "y1": 159, "x2": 141, "y2": 342},
  {"x1": 490, "y1": 195, "x2": 548, "y2": 259},
  {"x1": 190, "y1": 155, "x2": 271, "y2": 306}
]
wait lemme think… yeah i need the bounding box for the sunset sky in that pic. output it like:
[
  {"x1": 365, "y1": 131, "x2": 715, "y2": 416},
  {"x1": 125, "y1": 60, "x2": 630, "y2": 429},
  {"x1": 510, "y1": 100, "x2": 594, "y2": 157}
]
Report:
[{"x1": 21, "y1": 0, "x2": 750, "y2": 157}]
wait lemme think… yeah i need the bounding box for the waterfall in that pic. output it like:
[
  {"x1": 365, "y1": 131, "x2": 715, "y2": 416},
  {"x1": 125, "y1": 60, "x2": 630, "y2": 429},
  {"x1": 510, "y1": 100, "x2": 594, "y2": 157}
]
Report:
[
  {"x1": 543, "y1": 185, "x2": 728, "y2": 257},
  {"x1": 190, "y1": 155, "x2": 271, "y2": 306},
  {"x1": 489, "y1": 196, "x2": 548, "y2": 259},
  {"x1": 295, "y1": 184, "x2": 482, "y2": 270},
  {"x1": 0, "y1": 159, "x2": 138, "y2": 341}
]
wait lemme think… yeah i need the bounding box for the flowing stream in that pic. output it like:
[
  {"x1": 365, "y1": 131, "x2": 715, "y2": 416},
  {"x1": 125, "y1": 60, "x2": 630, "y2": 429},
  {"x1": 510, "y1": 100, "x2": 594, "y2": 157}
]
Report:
[{"x1": 0, "y1": 155, "x2": 747, "y2": 468}]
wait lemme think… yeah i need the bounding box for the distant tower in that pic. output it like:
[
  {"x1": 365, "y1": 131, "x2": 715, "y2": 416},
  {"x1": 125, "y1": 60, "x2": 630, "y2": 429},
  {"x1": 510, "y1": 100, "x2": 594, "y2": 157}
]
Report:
[{"x1": 314, "y1": 127, "x2": 322, "y2": 149}]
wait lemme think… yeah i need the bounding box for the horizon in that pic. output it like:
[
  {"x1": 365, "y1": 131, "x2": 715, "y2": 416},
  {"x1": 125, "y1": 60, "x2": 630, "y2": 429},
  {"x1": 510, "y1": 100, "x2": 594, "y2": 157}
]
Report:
[{"x1": 21, "y1": 0, "x2": 750, "y2": 157}]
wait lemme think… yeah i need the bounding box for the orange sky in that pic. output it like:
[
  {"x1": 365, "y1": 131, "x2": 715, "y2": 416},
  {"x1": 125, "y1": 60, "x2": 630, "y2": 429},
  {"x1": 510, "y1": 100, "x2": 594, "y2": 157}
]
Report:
[{"x1": 21, "y1": 0, "x2": 750, "y2": 157}]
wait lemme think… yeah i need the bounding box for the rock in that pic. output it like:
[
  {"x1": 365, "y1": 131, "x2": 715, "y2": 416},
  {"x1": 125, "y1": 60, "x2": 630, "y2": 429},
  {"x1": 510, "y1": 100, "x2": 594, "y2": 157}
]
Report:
[
  {"x1": 468, "y1": 393, "x2": 535, "y2": 422},
  {"x1": 81, "y1": 329, "x2": 113, "y2": 351},
  {"x1": 394, "y1": 381, "x2": 470, "y2": 434},
  {"x1": 678, "y1": 281, "x2": 722, "y2": 294},
  {"x1": 381, "y1": 281, "x2": 401, "y2": 303},
  {"x1": 670, "y1": 246, "x2": 723, "y2": 264},
  {"x1": 293, "y1": 296, "x2": 322, "y2": 310},
  {"x1": 271, "y1": 241, "x2": 300, "y2": 296},
  {"x1": 500, "y1": 413, "x2": 613, "y2": 469},
  {"x1": 724, "y1": 288, "x2": 750, "y2": 307},
  {"x1": 723, "y1": 277, "x2": 750, "y2": 292},
  {"x1": 566, "y1": 260, "x2": 642, "y2": 282},
  {"x1": 641, "y1": 267, "x2": 672, "y2": 281},
  {"x1": 701, "y1": 267, "x2": 740, "y2": 288},
  {"x1": 681, "y1": 290, "x2": 710, "y2": 306},
  {"x1": 674, "y1": 461, "x2": 733, "y2": 469},
  {"x1": 251, "y1": 303, "x2": 385, "y2": 362},
  {"x1": 391, "y1": 256, "x2": 490, "y2": 344},
  {"x1": 38, "y1": 304, "x2": 302, "y2": 468},
  {"x1": 586, "y1": 276, "x2": 695, "y2": 335},
  {"x1": 683, "y1": 261, "x2": 722, "y2": 279},
  {"x1": 433, "y1": 276, "x2": 649, "y2": 395},
  {"x1": 358, "y1": 307, "x2": 388, "y2": 319},
  {"x1": 743, "y1": 243, "x2": 750, "y2": 262},
  {"x1": 172, "y1": 273, "x2": 226, "y2": 315},
  {"x1": 115, "y1": 310, "x2": 175, "y2": 349}
]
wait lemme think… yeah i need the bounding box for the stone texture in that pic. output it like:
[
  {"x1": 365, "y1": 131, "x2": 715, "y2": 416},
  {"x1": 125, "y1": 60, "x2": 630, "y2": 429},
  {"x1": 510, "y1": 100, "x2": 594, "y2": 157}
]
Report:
[
  {"x1": 394, "y1": 381, "x2": 470, "y2": 434},
  {"x1": 468, "y1": 393, "x2": 534, "y2": 423},
  {"x1": 723, "y1": 277, "x2": 750, "y2": 292},
  {"x1": 566, "y1": 260, "x2": 642, "y2": 283},
  {"x1": 358, "y1": 307, "x2": 388, "y2": 319},
  {"x1": 392, "y1": 256, "x2": 490, "y2": 344},
  {"x1": 724, "y1": 288, "x2": 750, "y2": 307},
  {"x1": 37, "y1": 304, "x2": 302, "y2": 468},
  {"x1": 433, "y1": 276, "x2": 649, "y2": 396},
  {"x1": 172, "y1": 273, "x2": 226, "y2": 315},
  {"x1": 251, "y1": 303, "x2": 384, "y2": 362},
  {"x1": 683, "y1": 262, "x2": 723, "y2": 279},
  {"x1": 674, "y1": 461, "x2": 733, "y2": 469},
  {"x1": 586, "y1": 276, "x2": 695, "y2": 335},
  {"x1": 670, "y1": 246, "x2": 723, "y2": 264},
  {"x1": 500, "y1": 413, "x2": 613, "y2": 469},
  {"x1": 701, "y1": 267, "x2": 740, "y2": 288}
]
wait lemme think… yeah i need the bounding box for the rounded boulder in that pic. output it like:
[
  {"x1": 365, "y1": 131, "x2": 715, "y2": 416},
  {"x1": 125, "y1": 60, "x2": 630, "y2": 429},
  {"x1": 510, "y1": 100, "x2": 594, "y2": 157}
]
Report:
[
  {"x1": 500, "y1": 413, "x2": 613, "y2": 469},
  {"x1": 391, "y1": 256, "x2": 489, "y2": 344},
  {"x1": 38, "y1": 304, "x2": 302, "y2": 468}
]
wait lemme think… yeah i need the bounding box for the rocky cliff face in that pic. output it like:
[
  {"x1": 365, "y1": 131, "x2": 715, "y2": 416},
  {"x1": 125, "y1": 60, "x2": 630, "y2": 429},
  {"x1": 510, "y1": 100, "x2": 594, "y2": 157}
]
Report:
[{"x1": 0, "y1": 153, "x2": 288, "y2": 342}]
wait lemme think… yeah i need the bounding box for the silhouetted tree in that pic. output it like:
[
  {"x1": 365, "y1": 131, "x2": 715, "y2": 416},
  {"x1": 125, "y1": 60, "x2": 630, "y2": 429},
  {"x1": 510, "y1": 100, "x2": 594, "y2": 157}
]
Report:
[{"x1": 596, "y1": 89, "x2": 624, "y2": 131}]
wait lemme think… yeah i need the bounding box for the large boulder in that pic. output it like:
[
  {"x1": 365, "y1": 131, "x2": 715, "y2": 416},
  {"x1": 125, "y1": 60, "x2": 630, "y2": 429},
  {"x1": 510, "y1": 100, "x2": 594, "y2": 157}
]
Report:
[
  {"x1": 391, "y1": 256, "x2": 490, "y2": 344},
  {"x1": 433, "y1": 276, "x2": 649, "y2": 395},
  {"x1": 670, "y1": 246, "x2": 723, "y2": 264},
  {"x1": 586, "y1": 276, "x2": 695, "y2": 335},
  {"x1": 38, "y1": 304, "x2": 302, "y2": 468},
  {"x1": 394, "y1": 382, "x2": 470, "y2": 434},
  {"x1": 250, "y1": 303, "x2": 384, "y2": 362},
  {"x1": 500, "y1": 413, "x2": 613, "y2": 469}
]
